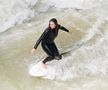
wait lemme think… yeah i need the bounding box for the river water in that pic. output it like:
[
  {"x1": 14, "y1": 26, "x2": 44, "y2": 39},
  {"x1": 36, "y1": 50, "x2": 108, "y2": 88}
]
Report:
[{"x1": 0, "y1": 0, "x2": 108, "y2": 90}]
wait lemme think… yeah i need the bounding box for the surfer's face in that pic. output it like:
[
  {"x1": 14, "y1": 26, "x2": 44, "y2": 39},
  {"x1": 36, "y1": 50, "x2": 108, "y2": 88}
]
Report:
[{"x1": 49, "y1": 21, "x2": 56, "y2": 29}]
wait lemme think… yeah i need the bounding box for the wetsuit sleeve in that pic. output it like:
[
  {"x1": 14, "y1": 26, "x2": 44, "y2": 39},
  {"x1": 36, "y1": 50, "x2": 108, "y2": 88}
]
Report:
[
  {"x1": 59, "y1": 25, "x2": 69, "y2": 32},
  {"x1": 34, "y1": 29, "x2": 48, "y2": 49}
]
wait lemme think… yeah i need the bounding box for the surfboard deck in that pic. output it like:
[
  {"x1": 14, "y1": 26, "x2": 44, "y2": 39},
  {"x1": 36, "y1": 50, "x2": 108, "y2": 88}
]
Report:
[
  {"x1": 29, "y1": 51, "x2": 71, "y2": 77},
  {"x1": 29, "y1": 61, "x2": 48, "y2": 77}
]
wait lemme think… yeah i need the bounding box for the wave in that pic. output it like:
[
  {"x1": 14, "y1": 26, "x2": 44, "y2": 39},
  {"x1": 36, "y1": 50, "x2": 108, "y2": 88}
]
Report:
[
  {"x1": 0, "y1": 0, "x2": 108, "y2": 33},
  {"x1": 42, "y1": 17, "x2": 108, "y2": 80},
  {"x1": 0, "y1": 0, "x2": 108, "y2": 81},
  {"x1": 0, "y1": 0, "x2": 37, "y2": 33}
]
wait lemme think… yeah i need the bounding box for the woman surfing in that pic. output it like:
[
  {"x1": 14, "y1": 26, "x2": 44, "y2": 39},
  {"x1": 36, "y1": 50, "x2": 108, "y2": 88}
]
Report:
[{"x1": 31, "y1": 18, "x2": 70, "y2": 69}]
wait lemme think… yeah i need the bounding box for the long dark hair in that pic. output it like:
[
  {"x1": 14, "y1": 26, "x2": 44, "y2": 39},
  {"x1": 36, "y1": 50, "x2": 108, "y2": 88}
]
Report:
[{"x1": 49, "y1": 18, "x2": 58, "y2": 30}]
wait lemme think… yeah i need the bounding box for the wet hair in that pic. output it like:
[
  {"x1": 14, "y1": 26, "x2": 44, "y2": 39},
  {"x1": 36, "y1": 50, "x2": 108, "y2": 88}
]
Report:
[{"x1": 49, "y1": 18, "x2": 58, "y2": 29}]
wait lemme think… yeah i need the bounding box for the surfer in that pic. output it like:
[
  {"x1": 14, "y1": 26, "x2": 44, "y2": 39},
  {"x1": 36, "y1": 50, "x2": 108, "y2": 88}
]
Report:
[{"x1": 31, "y1": 18, "x2": 71, "y2": 69}]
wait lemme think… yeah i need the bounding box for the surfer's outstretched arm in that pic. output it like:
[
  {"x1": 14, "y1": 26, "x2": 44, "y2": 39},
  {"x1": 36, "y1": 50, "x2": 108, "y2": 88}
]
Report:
[
  {"x1": 34, "y1": 29, "x2": 48, "y2": 49},
  {"x1": 59, "y1": 25, "x2": 69, "y2": 32}
]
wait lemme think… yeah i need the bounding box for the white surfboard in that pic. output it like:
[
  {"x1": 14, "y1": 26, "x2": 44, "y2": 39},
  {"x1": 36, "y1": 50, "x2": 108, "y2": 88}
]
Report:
[
  {"x1": 29, "y1": 60, "x2": 57, "y2": 77},
  {"x1": 29, "y1": 61, "x2": 48, "y2": 77},
  {"x1": 29, "y1": 50, "x2": 71, "y2": 77}
]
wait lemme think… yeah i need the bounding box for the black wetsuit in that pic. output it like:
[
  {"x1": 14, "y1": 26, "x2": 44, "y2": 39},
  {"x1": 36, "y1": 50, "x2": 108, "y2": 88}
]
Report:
[{"x1": 34, "y1": 24, "x2": 69, "y2": 64}]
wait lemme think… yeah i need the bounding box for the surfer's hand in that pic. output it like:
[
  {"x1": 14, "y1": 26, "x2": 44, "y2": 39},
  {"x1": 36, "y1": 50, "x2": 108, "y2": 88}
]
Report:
[{"x1": 31, "y1": 48, "x2": 36, "y2": 55}]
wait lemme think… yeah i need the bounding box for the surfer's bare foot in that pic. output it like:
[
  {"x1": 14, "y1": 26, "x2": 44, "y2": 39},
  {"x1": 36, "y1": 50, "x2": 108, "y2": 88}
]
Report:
[{"x1": 41, "y1": 63, "x2": 47, "y2": 69}]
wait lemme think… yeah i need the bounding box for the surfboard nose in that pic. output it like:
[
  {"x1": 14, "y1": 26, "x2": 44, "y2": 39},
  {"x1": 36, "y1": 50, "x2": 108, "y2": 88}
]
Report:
[{"x1": 29, "y1": 62, "x2": 48, "y2": 77}]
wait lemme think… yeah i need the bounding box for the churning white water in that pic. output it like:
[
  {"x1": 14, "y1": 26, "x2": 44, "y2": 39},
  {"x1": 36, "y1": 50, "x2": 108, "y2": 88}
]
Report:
[{"x1": 0, "y1": 0, "x2": 108, "y2": 90}]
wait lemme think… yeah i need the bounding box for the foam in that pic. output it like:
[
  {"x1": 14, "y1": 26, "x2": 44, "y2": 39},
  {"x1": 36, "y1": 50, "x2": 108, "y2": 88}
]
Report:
[{"x1": 0, "y1": 0, "x2": 108, "y2": 33}]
